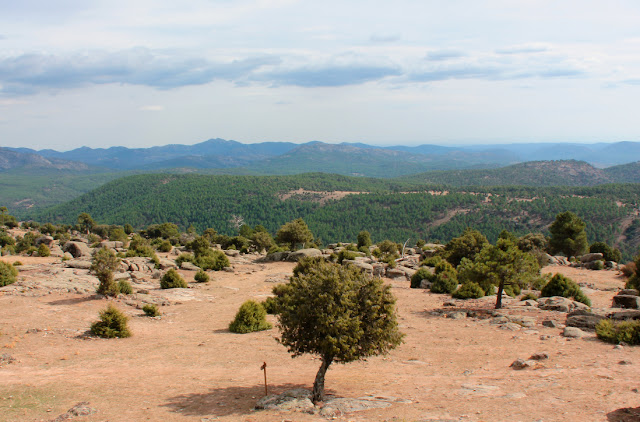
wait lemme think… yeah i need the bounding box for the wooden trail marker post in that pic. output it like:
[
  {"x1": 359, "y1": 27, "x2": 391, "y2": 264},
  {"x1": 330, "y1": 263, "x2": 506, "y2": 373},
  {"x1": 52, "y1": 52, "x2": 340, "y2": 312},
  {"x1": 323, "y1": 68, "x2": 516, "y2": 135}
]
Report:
[{"x1": 260, "y1": 361, "x2": 268, "y2": 396}]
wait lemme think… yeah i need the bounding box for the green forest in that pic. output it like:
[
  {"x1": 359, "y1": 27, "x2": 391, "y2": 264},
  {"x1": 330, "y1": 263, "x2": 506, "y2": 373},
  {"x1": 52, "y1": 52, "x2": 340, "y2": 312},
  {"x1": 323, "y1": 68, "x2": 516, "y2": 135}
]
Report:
[{"x1": 29, "y1": 173, "x2": 640, "y2": 260}]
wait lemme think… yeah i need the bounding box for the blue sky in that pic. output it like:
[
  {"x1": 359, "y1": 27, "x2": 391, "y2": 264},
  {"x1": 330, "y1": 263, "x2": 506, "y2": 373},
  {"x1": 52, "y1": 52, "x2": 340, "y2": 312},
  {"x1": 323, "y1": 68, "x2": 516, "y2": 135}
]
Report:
[{"x1": 1, "y1": 0, "x2": 639, "y2": 150}]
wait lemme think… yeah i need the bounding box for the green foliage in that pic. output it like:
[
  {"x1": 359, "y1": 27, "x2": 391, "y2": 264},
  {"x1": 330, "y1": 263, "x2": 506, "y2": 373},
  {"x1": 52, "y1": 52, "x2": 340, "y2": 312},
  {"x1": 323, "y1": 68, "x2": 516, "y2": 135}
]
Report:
[
  {"x1": 228, "y1": 300, "x2": 272, "y2": 334},
  {"x1": 126, "y1": 235, "x2": 157, "y2": 260},
  {"x1": 91, "y1": 247, "x2": 121, "y2": 296},
  {"x1": 275, "y1": 218, "x2": 313, "y2": 250},
  {"x1": 335, "y1": 249, "x2": 358, "y2": 264},
  {"x1": 410, "y1": 267, "x2": 433, "y2": 288},
  {"x1": 521, "y1": 292, "x2": 539, "y2": 301},
  {"x1": 540, "y1": 273, "x2": 591, "y2": 306},
  {"x1": 157, "y1": 240, "x2": 173, "y2": 252},
  {"x1": 142, "y1": 303, "x2": 160, "y2": 317},
  {"x1": 273, "y1": 259, "x2": 403, "y2": 403},
  {"x1": 452, "y1": 282, "x2": 485, "y2": 299},
  {"x1": 443, "y1": 228, "x2": 489, "y2": 267},
  {"x1": 592, "y1": 260, "x2": 605, "y2": 270},
  {"x1": 117, "y1": 280, "x2": 133, "y2": 295},
  {"x1": 589, "y1": 241, "x2": 622, "y2": 262},
  {"x1": 123, "y1": 223, "x2": 134, "y2": 235},
  {"x1": 596, "y1": 319, "x2": 640, "y2": 345},
  {"x1": 90, "y1": 304, "x2": 131, "y2": 338},
  {"x1": 160, "y1": 269, "x2": 187, "y2": 289},
  {"x1": 194, "y1": 250, "x2": 229, "y2": 271},
  {"x1": 357, "y1": 230, "x2": 372, "y2": 248},
  {"x1": 517, "y1": 232, "x2": 548, "y2": 253},
  {"x1": 0, "y1": 233, "x2": 15, "y2": 248},
  {"x1": 194, "y1": 269, "x2": 209, "y2": 283},
  {"x1": 624, "y1": 255, "x2": 640, "y2": 290},
  {"x1": 15, "y1": 232, "x2": 38, "y2": 254},
  {"x1": 262, "y1": 296, "x2": 278, "y2": 314},
  {"x1": 175, "y1": 253, "x2": 194, "y2": 266},
  {"x1": 430, "y1": 269, "x2": 458, "y2": 294},
  {"x1": 187, "y1": 236, "x2": 211, "y2": 256},
  {"x1": 549, "y1": 211, "x2": 588, "y2": 257},
  {"x1": 251, "y1": 231, "x2": 276, "y2": 252},
  {"x1": 0, "y1": 261, "x2": 18, "y2": 286},
  {"x1": 37, "y1": 244, "x2": 50, "y2": 257},
  {"x1": 144, "y1": 222, "x2": 180, "y2": 239},
  {"x1": 77, "y1": 212, "x2": 95, "y2": 233}
]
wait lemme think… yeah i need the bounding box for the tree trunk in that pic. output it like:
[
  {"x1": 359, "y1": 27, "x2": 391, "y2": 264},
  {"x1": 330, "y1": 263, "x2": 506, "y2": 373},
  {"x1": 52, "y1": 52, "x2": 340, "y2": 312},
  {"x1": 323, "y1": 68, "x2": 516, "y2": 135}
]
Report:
[
  {"x1": 495, "y1": 280, "x2": 504, "y2": 309},
  {"x1": 312, "y1": 355, "x2": 333, "y2": 403}
]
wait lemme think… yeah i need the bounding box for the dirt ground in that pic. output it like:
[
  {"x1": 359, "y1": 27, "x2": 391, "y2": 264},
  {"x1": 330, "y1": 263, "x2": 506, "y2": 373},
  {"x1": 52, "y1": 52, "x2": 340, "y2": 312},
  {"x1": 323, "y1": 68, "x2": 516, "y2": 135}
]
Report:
[{"x1": 1, "y1": 258, "x2": 639, "y2": 422}]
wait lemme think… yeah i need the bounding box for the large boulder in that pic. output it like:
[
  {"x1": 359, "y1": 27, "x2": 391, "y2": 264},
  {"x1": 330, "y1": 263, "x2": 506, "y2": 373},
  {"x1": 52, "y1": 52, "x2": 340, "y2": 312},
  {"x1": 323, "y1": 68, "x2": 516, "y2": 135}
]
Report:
[
  {"x1": 179, "y1": 261, "x2": 201, "y2": 271},
  {"x1": 613, "y1": 295, "x2": 640, "y2": 309},
  {"x1": 286, "y1": 248, "x2": 322, "y2": 262},
  {"x1": 566, "y1": 311, "x2": 606, "y2": 331},
  {"x1": 63, "y1": 241, "x2": 92, "y2": 258},
  {"x1": 121, "y1": 257, "x2": 155, "y2": 272},
  {"x1": 538, "y1": 296, "x2": 589, "y2": 313},
  {"x1": 100, "y1": 241, "x2": 124, "y2": 249},
  {"x1": 580, "y1": 253, "x2": 604, "y2": 263},
  {"x1": 36, "y1": 236, "x2": 54, "y2": 247},
  {"x1": 64, "y1": 259, "x2": 92, "y2": 270},
  {"x1": 343, "y1": 260, "x2": 373, "y2": 276},
  {"x1": 257, "y1": 252, "x2": 290, "y2": 262}
]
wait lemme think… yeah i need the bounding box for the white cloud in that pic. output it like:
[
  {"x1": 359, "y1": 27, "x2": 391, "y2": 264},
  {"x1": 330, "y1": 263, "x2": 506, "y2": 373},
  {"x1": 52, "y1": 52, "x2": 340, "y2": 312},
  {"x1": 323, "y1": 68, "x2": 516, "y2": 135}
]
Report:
[{"x1": 139, "y1": 105, "x2": 164, "y2": 111}]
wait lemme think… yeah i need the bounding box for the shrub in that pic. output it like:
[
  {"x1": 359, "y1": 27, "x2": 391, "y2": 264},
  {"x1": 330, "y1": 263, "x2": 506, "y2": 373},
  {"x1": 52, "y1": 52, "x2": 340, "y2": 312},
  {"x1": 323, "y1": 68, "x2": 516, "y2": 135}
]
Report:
[
  {"x1": 175, "y1": 253, "x2": 194, "y2": 266},
  {"x1": 91, "y1": 248, "x2": 120, "y2": 297},
  {"x1": 430, "y1": 270, "x2": 458, "y2": 294},
  {"x1": 540, "y1": 273, "x2": 591, "y2": 306},
  {"x1": 194, "y1": 269, "x2": 209, "y2": 283},
  {"x1": 589, "y1": 241, "x2": 622, "y2": 263},
  {"x1": 621, "y1": 261, "x2": 636, "y2": 278},
  {"x1": 520, "y1": 292, "x2": 539, "y2": 301},
  {"x1": 262, "y1": 296, "x2": 278, "y2": 314},
  {"x1": 160, "y1": 269, "x2": 187, "y2": 289},
  {"x1": 0, "y1": 261, "x2": 18, "y2": 286},
  {"x1": 12, "y1": 260, "x2": 22, "y2": 266},
  {"x1": 37, "y1": 244, "x2": 50, "y2": 257},
  {"x1": 410, "y1": 267, "x2": 434, "y2": 288},
  {"x1": 357, "y1": 231, "x2": 372, "y2": 248},
  {"x1": 336, "y1": 249, "x2": 358, "y2": 264},
  {"x1": 592, "y1": 260, "x2": 604, "y2": 270},
  {"x1": 158, "y1": 240, "x2": 173, "y2": 253},
  {"x1": 118, "y1": 280, "x2": 133, "y2": 295},
  {"x1": 142, "y1": 303, "x2": 160, "y2": 317},
  {"x1": 596, "y1": 319, "x2": 640, "y2": 345},
  {"x1": 228, "y1": 300, "x2": 272, "y2": 334},
  {"x1": 194, "y1": 250, "x2": 229, "y2": 271},
  {"x1": 90, "y1": 304, "x2": 131, "y2": 338},
  {"x1": 452, "y1": 282, "x2": 485, "y2": 299}
]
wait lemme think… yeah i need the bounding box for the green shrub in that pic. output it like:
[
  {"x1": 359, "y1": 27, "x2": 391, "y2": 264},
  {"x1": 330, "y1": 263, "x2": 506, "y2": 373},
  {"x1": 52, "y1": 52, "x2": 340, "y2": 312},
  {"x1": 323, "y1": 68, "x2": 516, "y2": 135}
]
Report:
[
  {"x1": 158, "y1": 240, "x2": 173, "y2": 253},
  {"x1": 592, "y1": 260, "x2": 604, "y2": 270},
  {"x1": 336, "y1": 250, "x2": 358, "y2": 264},
  {"x1": 589, "y1": 241, "x2": 622, "y2": 263},
  {"x1": 357, "y1": 230, "x2": 372, "y2": 248},
  {"x1": 194, "y1": 250, "x2": 229, "y2": 271},
  {"x1": 420, "y1": 256, "x2": 444, "y2": 267},
  {"x1": 194, "y1": 269, "x2": 209, "y2": 283},
  {"x1": 118, "y1": 280, "x2": 133, "y2": 295},
  {"x1": 12, "y1": 260, "x2": 22, "y2": 266},
  {"x1": 596, "y1": 319, "x2": 640, "y2": 345},
  {"x1": 540, "y1": 273, "x2": 591, "y2": 306},
  {"x1": 410, "y1": 267, "x2": 433, "y2": 288},
  {"x1": 90, "y1": 304, "x2": 131, "y2": 338},
  {"x1": 452, "y1": 282, "x2": 485, "y2": 299},
  {"x1": 142, "y1": 303, "x2": 160, "y2": 317},
  {"x1": 160, "y1": 269, "x2": 187, "y2": 289},
  {"x1": 430, "y1": 270, "x2": 458, "y2": 294},
  {"x1": 91, "y1": 248, "x2": 120, "y2": 297},
  {"x1": 175, "y1": 253, "x2": 194, "y2": 266},
  {"x1": 228, "y1": 300, "x2": 272, "y2": 334},
  {"x1": 37, "y1": 244, "x2": 50, "y2": 257},
  {"x1": 520, "y1": 292, "x2": 539, "y2": 301},
  {"x1": 262, "y1": 296, "x2": 278, "y2": 314},
  {"x1": 0, "y1": 261, "x2": 18, "y2": 286}
]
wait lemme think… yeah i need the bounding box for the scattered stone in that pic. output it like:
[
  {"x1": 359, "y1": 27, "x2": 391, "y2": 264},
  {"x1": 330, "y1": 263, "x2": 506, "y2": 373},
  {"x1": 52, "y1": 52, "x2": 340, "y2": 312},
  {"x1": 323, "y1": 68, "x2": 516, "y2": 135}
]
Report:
[
  {"x1": 224, "y1": 249, "x2": 239, "y2": 257},
  {"x1": 458, "y1": 384, "x2": 500, "y2": 397},
  {"x1": 510, "y1": 358, "x2": 532, "y2": 370},
  {"x1": 542, "y1": 320, "x2": 558, "y2": 328},
  {"x1": 49, "y1": 402, "x2": 97, "y2": 421},
  {"x1": 386, "y1": 267, "x2": 407, "y2": 280},
  {"x1": 563, "y1": 327, "x2": 585, "y2": 338},
  {"x1": 157, "y1": 258, "x2": 178, "y2": 270},
  {"x1": 257, "y1": 251, "x2": 290, "y2": 262},
  {"x1": 608, "y1": 310, "x2": 640, "y2": 321},
  {"x1": 529, "y1": 352, "x2": 549, "y2": 360}
]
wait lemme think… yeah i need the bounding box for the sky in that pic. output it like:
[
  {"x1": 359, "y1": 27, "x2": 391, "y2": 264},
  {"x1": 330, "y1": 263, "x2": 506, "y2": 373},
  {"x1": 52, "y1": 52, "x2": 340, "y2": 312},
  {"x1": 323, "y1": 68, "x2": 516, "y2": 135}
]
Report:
[{"x1": 1, "y1": 0, "x2": 640, "y2": 151}]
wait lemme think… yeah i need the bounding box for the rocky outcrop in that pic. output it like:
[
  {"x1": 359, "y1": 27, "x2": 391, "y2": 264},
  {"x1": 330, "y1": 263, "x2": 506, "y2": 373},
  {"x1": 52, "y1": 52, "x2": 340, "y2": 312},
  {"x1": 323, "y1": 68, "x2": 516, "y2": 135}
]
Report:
[
  {"x1": 566, "y1": 310, "x2": 606, "y2": 331},
  {"x1": 286, "y1": 248, "x2": 322, "y2": 262},
  {"x1": 63, "y1": 241, "x2": 92, "y2": 258},
  {"x1": 538, "y1": 296, "x2": 589, "y2": 313}
]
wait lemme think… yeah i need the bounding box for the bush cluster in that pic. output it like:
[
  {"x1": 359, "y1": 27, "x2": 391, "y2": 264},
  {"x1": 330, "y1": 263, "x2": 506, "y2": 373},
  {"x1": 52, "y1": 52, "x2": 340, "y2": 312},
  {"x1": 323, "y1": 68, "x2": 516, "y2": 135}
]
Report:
[
  {"x1": 194, "y1": 269, "x2": 209, "y2": 283},
  {"x1": 160, "y1": 269, "x2": 187, "y2": 289},
  {"x1": 90, "y1": 304, "x2": 131, "y2": 338},
  {"x1": 452, "y1": 282, "x2": 485, "y2": 299},
  {"x1": 0, "y1": 261, "x2": 18, "y2": 286},
  {"x1": 142, "y1": 303, "x2": 160, "y2": 317},
  {"x1": 228, "y1": 300, "x2": 272, "y2": 334},
  {"x1": 540, "y1": 273, "x2": 591, "y2": 306},
  {"x1": 596, "y1": 319, "x2": 640, "y2": 345}
]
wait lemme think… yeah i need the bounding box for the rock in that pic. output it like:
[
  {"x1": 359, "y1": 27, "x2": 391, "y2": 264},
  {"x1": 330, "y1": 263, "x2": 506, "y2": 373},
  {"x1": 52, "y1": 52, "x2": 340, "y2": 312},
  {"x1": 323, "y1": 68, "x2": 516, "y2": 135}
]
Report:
[
  {"x1": 49, "y1": 245, "x2": 64, "y2": 257},
  {"x1": 538, "y1": 296, "x2": 589, "y2": 313},
  {"x1": 224, "y1": 249, "x2": 240, "y2": 257},
  {"x1": 343, "y1": 260, "x2": 373, "y2": 276},
  {"x1": 509, "y1": 316, "x2": 536, "y2": 328},
  {"x1": 542, "y1": 320, "x2": 558, "y2": 328},
  {"x1": 180, "y1": 261, "x2": 201, "y2": 271},
  {"x1": 386, "y1": 267, "x2": 407, "y2": 280},
  {"x1": 419, "y1": 279, "x2": 433, "y2": 289},
  {"x1": 510, "y1": 358, "x2": 532, "y2": 370},
  {"x1": 613, "y1": 295, "x2": 640, "y2": 309},
  {"x1": 64, "y1": 260, "x2": 92, "y2": 270},
  {"x1": 500, "y1": 322, "x2": 522, "y2": 331},
  {"x1": 563, "y1": 327, "x2": 585, "y2": 338},
  {"x1": 157, "y1": 258, "x2": 178, "y2": 270},
  {"x1": 319, "y1": 397, "x2": 392, "y2": 417},
  {"x1": 286, "y1": 248, "x2": 322, "y2": 262},
  {"x1": 122, "y1": 257, "x2": 155, "y2": 272},
  {"x1": 255, "y1": 388, "x2": 314, "y2": 412},
  {"x1": 619, "y1": 289, "x2": 640, "y2": 296},
  {"x1": 449, "y1": 312, "x2": 467, "y2": 320},
  {"x1": 63, "y1": 252, "x2": 73, "y2": 260},
  {"x1": 566, "y1": 312, "x2": 606, "y2": 331},
  {"x1": 36, "y1": 235, "x2": 54, "y2": 247},
  {"x1": 63, "y1": 241, "x2": 92, "y2": 258},
  {"x1": 258, "y1": 252, "x2": 290, "y2": 262},
  {"x1": 529, "y1": 352, "x2": 549, "y2": 360},
  {"x1": 372, "y1": 264, "x2": 385, "y2": 277},
  {"x1": 51, "y1": 402, "x2": 97, "y2": 421},
  {"x1": 608, "y1": 310, "x2": 640, "y2": 321},
  {"x1": 580, "y1": 253, "x2": 604, "y2": 263}
]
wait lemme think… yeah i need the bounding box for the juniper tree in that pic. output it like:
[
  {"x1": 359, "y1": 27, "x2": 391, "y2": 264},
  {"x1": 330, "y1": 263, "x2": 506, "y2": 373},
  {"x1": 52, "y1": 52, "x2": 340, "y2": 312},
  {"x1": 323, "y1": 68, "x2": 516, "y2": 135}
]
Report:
[{"x1": 273, "y1": 260, "x2": 403, "y2": 403}]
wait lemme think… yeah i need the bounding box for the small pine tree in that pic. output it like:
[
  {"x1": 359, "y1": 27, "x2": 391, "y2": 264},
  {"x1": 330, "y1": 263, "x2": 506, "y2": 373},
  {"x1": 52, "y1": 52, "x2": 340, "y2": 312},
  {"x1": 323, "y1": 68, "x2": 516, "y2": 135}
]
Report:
[
  {"x1": 142, "y1": 303, "x2": 160, "y2": 317},
  {"x1": 91, "y1": 248, "x2": 121, "y2": 296},
  {"x1": 194, "y1": 269, "x2": 209, "y2": 283},
  {"x1": 0, "y1": 261, "x2": 18, "y2": 286},
  {"x1": 90, "y1": 304, "x2": 131, "y2": 338},
  {"x1": 228, "y1": 300, "x2": 272, "y2": 334},
  {"x1": 540, "y1": 273, "x2": 591, "y2": 306},
  {"x1": 452, "y1": 282, "x2": 485, "y2": 299},
  {"x1": 160, "y1": 269, "x2": 187, "y2": 289},
  {"x1": 37, "y1": 244, "x2": 51, "y2": 257}
]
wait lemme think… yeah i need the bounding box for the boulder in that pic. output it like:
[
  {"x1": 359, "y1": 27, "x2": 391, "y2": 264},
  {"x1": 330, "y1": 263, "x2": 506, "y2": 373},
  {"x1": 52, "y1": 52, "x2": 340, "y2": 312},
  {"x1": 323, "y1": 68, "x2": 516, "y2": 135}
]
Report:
[
  {"x1": 49, "y1": 245, "x2": 64, "y2": 257},
  {"x1": 180, "y1": 261, "x2": 201, "y2": 271},
  {"x1": 563, "y1": 327, "x2": 586, "y2": 338},
  {"x1": 257, "y1": 252, "x2": 290, "y2": 262},
  {"x1": 63, "y1": 241, "x2": 92, "y2": 258},
  {"x1": 286, "y1": 248, "x2": 322, "y2": 262},
  {"x1": 157, "y1": 258, "x2": 178, "y2": 270},
  {"x1": 343, "y1": 260, "x2": 373, "y2": 276},
  {"x1": 566, "y1": 311, "x2": 606, "y2": 331},
  {"x1": 386, "y1": 267, "x2": 407, "y2": 280},
  {"x1": 35, "y1": 236, "x2": 54, "y2": 247},
  {"x1": 613, "y1": 295, "x2": 640, "y2": 309},
  {"x1": 619, "y1": 289, "x2": 640, "y2": 296},
  {"x1": 372, "y1": 264, "x2": 385, "y2": 277},
  {"x1": 255, "y1": 388, "x2": 314, "y2": 412},
  {"x1": 64, "y1": 260, "x2": 92, "y2": 270},
  {"x1": 224, "y1": 249, "x2": 240, "y2": 257},
  {"x1": 608, "y1": 310, "x2": 640, "y2": 321},
  {"x1": 100, "y1": 241, "x2": 124, "y2": 249},
  {"x1": 121, "y1": 257, "x2": 155, "y2": 272},
  {"x1": 538, "y1": 296, "x2": 589, "y2": 313},
  {"x1": 580, "y1": 253, "x2": 604, "y2": 263}
]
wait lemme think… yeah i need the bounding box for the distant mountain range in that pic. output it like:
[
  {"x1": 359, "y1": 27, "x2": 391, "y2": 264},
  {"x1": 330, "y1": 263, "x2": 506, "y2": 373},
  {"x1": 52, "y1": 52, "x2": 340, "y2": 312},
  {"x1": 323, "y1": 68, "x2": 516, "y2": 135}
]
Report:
[{"x1": 6, "y1": 138, "x2": 640, "y2": 177}]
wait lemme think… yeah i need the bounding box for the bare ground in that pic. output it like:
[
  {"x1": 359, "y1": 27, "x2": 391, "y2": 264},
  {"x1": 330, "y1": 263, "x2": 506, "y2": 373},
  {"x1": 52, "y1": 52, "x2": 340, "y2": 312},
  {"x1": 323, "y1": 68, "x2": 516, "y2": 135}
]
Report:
[{"x1": 1, "y1": 258, "x2": 639, "y2": 422}]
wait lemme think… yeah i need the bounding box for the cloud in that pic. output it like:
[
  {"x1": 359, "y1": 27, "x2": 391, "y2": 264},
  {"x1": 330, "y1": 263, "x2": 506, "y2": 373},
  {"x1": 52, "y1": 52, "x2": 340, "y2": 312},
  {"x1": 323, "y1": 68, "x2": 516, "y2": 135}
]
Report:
[
  {"x1": 369, "y1": 33, "x2": 401, "y2": 43},
  {"x1": 496, "y1": 45, "x2": 549, "y2": 55},
  {"x1": 425, "y1": 50, "x2": 467, "y2": 61},
  {"x1": 622, "y1": 78, "x2": 640, "y2": 85},
  {"x1": 261, "y1": 64, "x2": 401, "y2": 87},
  {"x1": 0, "y1": 48, "x2": 280, "y2": 95},
  {"x1": 139, "y1": 105, "x2": 164, "y2": 111}
]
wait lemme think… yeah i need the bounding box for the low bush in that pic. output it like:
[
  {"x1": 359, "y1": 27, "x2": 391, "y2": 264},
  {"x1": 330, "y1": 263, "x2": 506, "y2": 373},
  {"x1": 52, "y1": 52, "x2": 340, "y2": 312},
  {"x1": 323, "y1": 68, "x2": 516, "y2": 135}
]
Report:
[
  {"x1": 37, "y1": 244, "x2": 50, "y2": 257},
  {"x1": 194, "y1": 269, "x2": 209, "y2": 283},
  {"x1": 592, "y1": 260, "x2": 604, "y2": 270},
  {"x1": 118, "y1": 280, "x2": 133, "y2": 295},
  {"x1": 195, "y1": 250, "x2": 229, "y2": 271},
  {"x1": 335, "y1": 249, "x2": 358, "y2": 264},
  {"x1": 520, "y1": 292, "x2": 539, "y2": 301},
  {"x1": 430, "y1": 270, "x2": 458, "y2": 294},
  {"x1": 142, "y1": 304, "x2": 160, "y2": 317},
  {"x1": 540, "y1": 273, "x2": 591, "y2": 306},
  {"x1": 621, "y1": 261, "x2": 636, "y2": 278},
  {"x1": 410, "y1": 267, "x2": 433, "y2": 288},
  {"x1": 452, "y1": 282, "x2": 485, "y2": 299},
  {"x1": 0, "y1": 261, "x2": 18, "y2": 286},
  {"x1": 229, "y1": 300, "x2": 272, "y2": 334},
  {"x1": 157, "y1": 240, "x2": 173, "y2": 253},
  {"x1": 596, "y1": 319, "x2": 640, "y2": 345},
  {"x1": 262, "y1": 296, "x2": 278, "y2": 314},
  {"x1": 160, "y1": 269, "x2": 187, "y2": 289},
  {"x1": 90, "y1": 304, "x2": 131, "y2": 338}
]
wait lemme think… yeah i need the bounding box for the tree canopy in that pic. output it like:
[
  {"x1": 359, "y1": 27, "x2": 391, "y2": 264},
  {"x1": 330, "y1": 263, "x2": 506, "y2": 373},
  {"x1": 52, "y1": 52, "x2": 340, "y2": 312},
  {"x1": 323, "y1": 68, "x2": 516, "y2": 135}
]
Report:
[{"x1": 549, "y1": 211, "x2": 588, "y2": 257}]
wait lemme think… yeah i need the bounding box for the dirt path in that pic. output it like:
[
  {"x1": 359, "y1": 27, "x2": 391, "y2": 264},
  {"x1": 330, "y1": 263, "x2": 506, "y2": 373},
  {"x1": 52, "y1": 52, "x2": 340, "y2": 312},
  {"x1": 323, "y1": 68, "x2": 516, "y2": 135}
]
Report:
[{"x1": 1, "y1": 259, "x2": 638, "y2": 422}]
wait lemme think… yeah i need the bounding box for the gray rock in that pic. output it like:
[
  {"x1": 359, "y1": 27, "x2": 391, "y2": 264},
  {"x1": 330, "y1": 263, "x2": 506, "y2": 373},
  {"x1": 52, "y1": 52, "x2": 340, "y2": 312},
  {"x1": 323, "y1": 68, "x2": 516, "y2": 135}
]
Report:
[
  {"x1": 319, "y1": 397, "x2": 391, "y2": 417},
  {"x1": 63, "y1": 241, "x2": 92, "y2": 258},
  {"x1": 180, "y1": 261, "x2": 201, "y2": 271},
  {"x1": 64, "y1": 259, "x2": 92, "y2": 270},
  {"x1": 255, "y1": 388, "x2": 314, "y2": 412},
  {"x1": 449, "y1": 311, "x2": 467, "y2": 320},
  {"x1": 613, "y1": 295, "x2": 640, "y2": 309},
  {"x1": 419, "y1": 279, "x2": 433, "y2": 289},
  {"x1": 510, "y1": 358, "x2": 532, "y2": 370},
  {"x1": 529, "y1": 352, "x2": 549, "y2": 360},
  {"x1": 100, "y1": 240, "x2": 124, "y2": 249},
  {"x1": 343, "y1": 260, "x2": 373, "y2": 276},
  {"x1": 224, "y1": 249, "x2": 240, "y2": 257},
  {"x1": 372, "y1": 264, "x2": 385, "y2": 277},
  {"x1": 563, "y1": 327, "x2": 586, "y2": 338},
  {"x1": 619, "y1": 289, "x2": 640, "y2": 296},
  {"x1": 157, "y1": 258, "x2": 178, "y2": 270},
  {"x1": 608, "y1": 309, "x2": 640, "y2": 321},
  {"x1": 286, "y1": 248, "x2": 322, "y2": 262},
  {"x1": 500, "y1": 322, "x2": 522, "y2": 331},
  {"x1": 566, "y1": 312, "x2": 606, "y2": 331},
  {"x1": 542, "y1": 320, "x2": 558, "y2": 328},
  {"x1": 258, "y1": 251, "x2": 290, "y2": 262},
  {"x1": 580, "y1": 253, "x2": 604, "y2": 263},
  {"x1": 35, "y1": 235, "x2": 54, "y2": 247},
  {"x1": 538, "y1": 296, "x2": 589, "y2": 313},
  {"x1": 386, "y1": 267, "x2": 407, "y2": 280}
]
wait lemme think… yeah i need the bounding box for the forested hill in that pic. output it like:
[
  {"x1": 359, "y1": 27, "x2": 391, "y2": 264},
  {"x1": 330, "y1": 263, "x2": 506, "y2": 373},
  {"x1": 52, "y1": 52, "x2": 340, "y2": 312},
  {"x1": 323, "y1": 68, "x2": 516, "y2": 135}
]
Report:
[
  {"x1": 400, "y1": 160, "x2": 637, "y2": 186},
  {"x1": 32, "y1": 173, "x2": 640, "y2": 260}
]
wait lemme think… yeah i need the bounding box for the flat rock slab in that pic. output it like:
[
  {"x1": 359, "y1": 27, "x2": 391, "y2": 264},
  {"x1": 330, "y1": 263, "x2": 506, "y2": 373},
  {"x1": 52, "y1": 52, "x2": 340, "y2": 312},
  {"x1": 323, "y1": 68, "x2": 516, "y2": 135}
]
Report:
[{"x1": 319, "y1": 397, "x2": 392, "y2": 417}]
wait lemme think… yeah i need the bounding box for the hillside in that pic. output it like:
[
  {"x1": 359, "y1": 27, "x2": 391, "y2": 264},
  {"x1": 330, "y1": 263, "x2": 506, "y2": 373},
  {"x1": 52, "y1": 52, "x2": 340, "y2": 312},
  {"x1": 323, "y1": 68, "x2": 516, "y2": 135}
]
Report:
[
  {"x1": 31, "y1": 173, "x2": 640, "y2": 260},
  {"x1": 603, "y1": 161, "x2": 640, "y2": 183},
  {"x1": 0, "y1": 148, "x2": 92, "y2": 171},
  {"x1": 401, "y1": 160, "x2": 619, "y2": 186}
]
